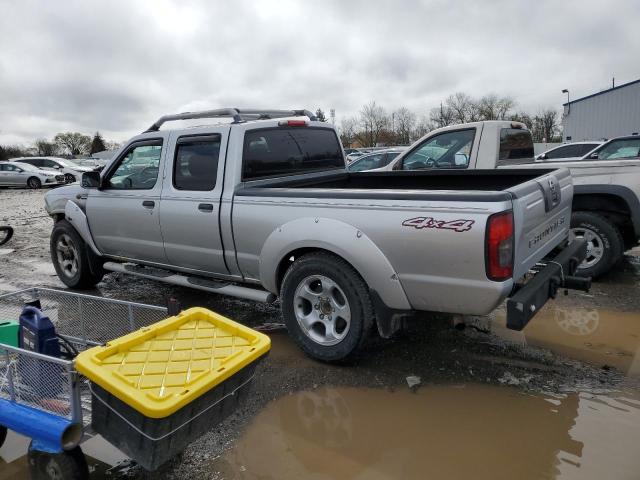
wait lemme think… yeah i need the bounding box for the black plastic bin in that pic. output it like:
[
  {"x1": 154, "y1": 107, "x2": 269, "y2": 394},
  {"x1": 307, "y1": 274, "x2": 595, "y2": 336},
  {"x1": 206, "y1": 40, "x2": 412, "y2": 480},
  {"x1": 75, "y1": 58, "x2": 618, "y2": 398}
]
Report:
[{"x1": 90, "y1": 356, "x2": 265, "y2": 471}]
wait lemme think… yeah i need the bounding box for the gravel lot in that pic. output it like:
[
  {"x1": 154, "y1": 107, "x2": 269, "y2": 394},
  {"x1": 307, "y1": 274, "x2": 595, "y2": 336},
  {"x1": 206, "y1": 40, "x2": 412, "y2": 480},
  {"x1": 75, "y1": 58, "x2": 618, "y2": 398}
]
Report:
[{"x1": 1, "y1": 188, "x2": 639, "y2": 479}]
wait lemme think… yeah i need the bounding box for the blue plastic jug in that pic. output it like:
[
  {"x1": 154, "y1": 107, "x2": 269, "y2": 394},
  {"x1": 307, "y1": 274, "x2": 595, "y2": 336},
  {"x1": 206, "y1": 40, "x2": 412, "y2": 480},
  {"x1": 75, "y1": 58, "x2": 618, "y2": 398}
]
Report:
[
  {"x1": 19, "y1": 306, "x2": 61, "y2": 357},
  {"x1": 18, "y1": 306, "x2": 63, "y2": 397}
]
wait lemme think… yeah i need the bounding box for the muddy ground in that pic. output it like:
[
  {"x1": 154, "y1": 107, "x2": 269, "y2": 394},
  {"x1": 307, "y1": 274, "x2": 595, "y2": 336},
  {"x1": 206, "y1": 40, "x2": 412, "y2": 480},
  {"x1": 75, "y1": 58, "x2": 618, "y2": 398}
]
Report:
[{"x1": 1, "y1": 189, "x2": 640, "y2": 479}]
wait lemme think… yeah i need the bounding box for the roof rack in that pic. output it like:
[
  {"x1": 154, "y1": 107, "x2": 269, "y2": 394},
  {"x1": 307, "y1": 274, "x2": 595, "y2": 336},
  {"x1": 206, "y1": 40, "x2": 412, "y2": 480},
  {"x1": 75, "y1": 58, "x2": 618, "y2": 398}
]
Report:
[{"x1": 144, "y1": 108, "x2": 318, "y2": 132}]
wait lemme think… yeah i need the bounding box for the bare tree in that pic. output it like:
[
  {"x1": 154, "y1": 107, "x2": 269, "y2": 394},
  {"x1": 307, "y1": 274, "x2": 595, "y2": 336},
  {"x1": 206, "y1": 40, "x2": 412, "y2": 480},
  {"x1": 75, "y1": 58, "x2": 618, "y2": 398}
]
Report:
[
  {"x1": 429, "y1": 103, "x2": 455, "y2": 128},
  {"x1": 478, "y1": 94, "x2": 515, "y2": 120},
  {"x1": 536, "y1": 109, "x2": 558, "y2": 142},
  {"x1": 445, "y1": 92, "x2": 474, "y2": 123},
  {"x1": 357, "y1": 101, "x2": 389, "y2": 147},
  {"x1": 339, "y1": 117, "x2": 358, "y2": 147},
  {"x1": 54, "y1": 132, "x2": 91, "y2": 155},
  {"x1": 34, "y1": 138, "x2": 59, "y2": 156},
  {"x1": 393, "y1": 107, "x2": 416, "y2": 145}
]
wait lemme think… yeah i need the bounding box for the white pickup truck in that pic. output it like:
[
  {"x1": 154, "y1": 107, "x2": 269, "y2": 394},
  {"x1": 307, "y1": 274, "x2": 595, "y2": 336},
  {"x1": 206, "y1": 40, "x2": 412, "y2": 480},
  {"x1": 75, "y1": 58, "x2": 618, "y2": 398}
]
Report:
[
  {"x1": 380, "y1": 122, "x2": 640, "y2": 278},
  {"x1": 44, "y1": 110, "x2": 589, "y2": 361}
]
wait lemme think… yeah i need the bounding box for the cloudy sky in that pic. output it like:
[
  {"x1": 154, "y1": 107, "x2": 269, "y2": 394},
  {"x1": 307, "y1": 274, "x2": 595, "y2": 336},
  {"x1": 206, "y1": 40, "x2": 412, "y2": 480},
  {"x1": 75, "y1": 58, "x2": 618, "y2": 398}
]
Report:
[{"x1": 1, "y1": 0, "x2": 638, "y2": 145}]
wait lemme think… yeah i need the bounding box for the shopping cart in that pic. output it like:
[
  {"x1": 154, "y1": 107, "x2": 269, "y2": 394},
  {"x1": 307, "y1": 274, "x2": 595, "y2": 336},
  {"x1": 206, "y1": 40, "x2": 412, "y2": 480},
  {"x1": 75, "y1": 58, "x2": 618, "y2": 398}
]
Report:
[{"x1": 0, "y1": 287, "x2": 270, "y2": 479}]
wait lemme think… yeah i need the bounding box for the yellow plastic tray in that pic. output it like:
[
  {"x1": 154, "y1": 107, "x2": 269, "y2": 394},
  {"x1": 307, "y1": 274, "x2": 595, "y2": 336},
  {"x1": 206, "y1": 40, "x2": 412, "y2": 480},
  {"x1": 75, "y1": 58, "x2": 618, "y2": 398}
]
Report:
[{"x1": 75, "y1": 307, "x2": 271, "y2": 418}]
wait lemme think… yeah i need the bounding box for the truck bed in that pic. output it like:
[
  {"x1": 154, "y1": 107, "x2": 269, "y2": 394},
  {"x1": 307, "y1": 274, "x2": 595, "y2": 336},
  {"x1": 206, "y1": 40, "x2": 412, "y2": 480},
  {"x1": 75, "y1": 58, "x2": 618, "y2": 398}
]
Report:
[{"x1": 237, "y1": 169, "x2": 559, "y2": 201}]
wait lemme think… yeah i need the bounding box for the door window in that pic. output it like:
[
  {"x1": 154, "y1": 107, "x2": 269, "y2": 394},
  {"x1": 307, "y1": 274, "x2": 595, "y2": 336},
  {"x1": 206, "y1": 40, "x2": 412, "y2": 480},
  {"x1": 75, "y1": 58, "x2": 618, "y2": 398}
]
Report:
[
  {"x1": 105, "y1": 141, "x2": 163, "y2": 190},
  {"x1": 349, "y1": 153, "x2": 384, "y2": 171},
  {"x1": 42, "y1": 159, "x2": 60, "y2": 168},
  {"x1": 401, "y1": 129, "x2": 475, "y2": 170},
  {"x1": 545, "y1": 145, "x2": 577, "y2": 159},
  {"x1": 173, "y1": 135, "x2": 221, "y2": 191},
  {"x1": 594, "y1": 139, "x2": 640, "y2": 160}
]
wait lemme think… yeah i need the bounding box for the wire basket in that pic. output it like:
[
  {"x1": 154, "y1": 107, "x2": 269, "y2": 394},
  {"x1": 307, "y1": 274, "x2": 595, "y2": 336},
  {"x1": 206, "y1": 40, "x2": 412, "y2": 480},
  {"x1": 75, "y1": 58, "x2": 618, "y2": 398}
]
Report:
[{"x1": 0, "y1": 288, "x2": 168, "y2": 425}]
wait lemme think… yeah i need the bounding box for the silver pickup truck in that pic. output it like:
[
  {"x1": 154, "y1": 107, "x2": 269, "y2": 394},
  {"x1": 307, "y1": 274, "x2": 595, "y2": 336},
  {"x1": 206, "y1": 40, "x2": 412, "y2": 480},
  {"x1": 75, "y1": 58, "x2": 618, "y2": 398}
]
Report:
[{"x1": 44, "y1": 109, "x2": 589, "y2": 361}]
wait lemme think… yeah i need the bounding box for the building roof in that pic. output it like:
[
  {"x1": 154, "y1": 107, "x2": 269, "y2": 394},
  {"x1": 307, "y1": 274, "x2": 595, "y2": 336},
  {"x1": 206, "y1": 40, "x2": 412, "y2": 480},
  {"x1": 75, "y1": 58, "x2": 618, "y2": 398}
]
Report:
[{"x1": 563, "y1": 78, "x2": 640, "y2": 106}]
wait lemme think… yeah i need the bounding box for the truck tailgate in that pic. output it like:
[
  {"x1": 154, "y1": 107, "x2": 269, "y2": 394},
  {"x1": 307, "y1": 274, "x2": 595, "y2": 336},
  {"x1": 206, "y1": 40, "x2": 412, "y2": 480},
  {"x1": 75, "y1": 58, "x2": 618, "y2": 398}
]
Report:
[{"x1": 507, "y1": 168, "x2": 573, "y2": 280}]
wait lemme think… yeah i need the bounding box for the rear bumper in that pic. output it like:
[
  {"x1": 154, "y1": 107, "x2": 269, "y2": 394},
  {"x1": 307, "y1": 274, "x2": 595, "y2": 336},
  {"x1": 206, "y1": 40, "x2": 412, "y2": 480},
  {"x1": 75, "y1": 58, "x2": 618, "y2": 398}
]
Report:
[{"x1": 506, "y1": 239, "x2": 590, "y2": 331}]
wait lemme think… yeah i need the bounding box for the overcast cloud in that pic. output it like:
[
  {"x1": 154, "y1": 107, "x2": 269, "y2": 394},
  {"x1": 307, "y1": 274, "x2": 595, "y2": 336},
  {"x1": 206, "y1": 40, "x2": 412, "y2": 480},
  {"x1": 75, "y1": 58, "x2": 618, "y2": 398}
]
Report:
[{"x1": 1, "y1": 0, "x2": 638, "y2": 145}]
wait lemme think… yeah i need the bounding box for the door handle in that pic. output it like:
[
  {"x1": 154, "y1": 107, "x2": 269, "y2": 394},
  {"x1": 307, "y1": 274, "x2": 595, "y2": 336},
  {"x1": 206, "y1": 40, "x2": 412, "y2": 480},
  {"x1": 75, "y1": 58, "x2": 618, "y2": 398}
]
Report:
[
  {"x1": 198, "y1": 203, "x2": 214, "y2": 212},
  {"x1": 142, "y1": 200, "x2": 155, "y2": 208}
]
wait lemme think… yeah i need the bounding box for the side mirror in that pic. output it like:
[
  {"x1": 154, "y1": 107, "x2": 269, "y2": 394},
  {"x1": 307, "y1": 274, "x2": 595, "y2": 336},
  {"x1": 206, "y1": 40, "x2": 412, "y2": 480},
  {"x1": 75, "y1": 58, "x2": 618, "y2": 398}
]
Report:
[
  {"x1": 589, "y1": 152, "x2": 599, "y2": 159},
  {"x1": 81, "y1": 171, "x2": 101, "y2": 188},
  {"x1": 537, "y1": 153, "x2": 547, "y2": 160},
  {"x1": 54, "y1": 165, "x2": 61, "y2": 169}
]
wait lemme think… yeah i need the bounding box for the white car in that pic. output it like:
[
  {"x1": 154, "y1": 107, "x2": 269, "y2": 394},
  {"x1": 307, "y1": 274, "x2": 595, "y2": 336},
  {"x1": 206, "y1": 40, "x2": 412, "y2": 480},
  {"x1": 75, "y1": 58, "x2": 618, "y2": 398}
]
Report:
[
  {"x1": 535, "y1": 141, "x2": 603, "y2": 162},
  {"x1": 14, "y1": 157, "x2": 95, "y2": 184},
  {"x1": 0, "y1": 161, "x2": 65, "y2": 188}
]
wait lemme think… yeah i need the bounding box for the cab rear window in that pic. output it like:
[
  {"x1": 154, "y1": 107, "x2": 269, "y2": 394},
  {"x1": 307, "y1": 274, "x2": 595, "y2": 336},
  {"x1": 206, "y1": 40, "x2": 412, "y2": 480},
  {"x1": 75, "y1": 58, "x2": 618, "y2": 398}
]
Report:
[
  {"x1": 498, "y1": 128, "x2": 534, "y2": 163},
  {"x1": 242, "y1": 127, "x2": 344, "y2": 180}
]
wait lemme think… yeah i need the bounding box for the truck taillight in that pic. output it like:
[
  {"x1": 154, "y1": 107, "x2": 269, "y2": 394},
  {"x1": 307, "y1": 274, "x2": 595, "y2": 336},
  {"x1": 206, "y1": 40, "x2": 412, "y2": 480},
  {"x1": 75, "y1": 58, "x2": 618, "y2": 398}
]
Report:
[
  {"x1": 278, "y1": 119, "x2": 308, "y2": 127},
  {"x1": 486, "y1": 211, "x2": 514, "y2": 281}
]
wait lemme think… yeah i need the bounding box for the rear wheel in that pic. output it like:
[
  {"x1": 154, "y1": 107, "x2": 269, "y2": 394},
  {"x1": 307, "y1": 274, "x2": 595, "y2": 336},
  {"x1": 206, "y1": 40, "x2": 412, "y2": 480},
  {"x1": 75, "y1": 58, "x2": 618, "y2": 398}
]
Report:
[
  {"x1": 281, "y1": 252, "x2": 374, "y2": 362},
  {"x1": 27, "y1": 177, "x2": 42, "y2": 189},
  {"x1": 0, "y1": 425, "x2": 6, "y2": 448},
  {"x1": 50, "y1": 220, "x2": 104, "y2": 289},
  {"x1": 570, "y1": 211, "x2": 623, "y2": 279}
]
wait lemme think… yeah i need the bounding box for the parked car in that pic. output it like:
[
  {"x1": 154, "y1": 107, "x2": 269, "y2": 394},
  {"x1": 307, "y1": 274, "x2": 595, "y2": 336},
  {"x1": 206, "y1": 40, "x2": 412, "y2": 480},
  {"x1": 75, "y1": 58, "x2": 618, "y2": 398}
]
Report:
[
  {"x1": 385, "y1": 122, "x2": 640, "y2": 278},
  {"x1": 14, "y1": 157, "x2": 95, "y2": 184},
  {"x1": 44, "y1": 108, "x2": 588, "y2": 362},
  {"x1": 0, "y1": 161, "x2": 64, "y2": 188},
  {"x1": 535, "y1": 142, "x2": 603, "y2": 161},
  {"x1": 346, "y1": 148, "x2": 406, "y2": 171}
]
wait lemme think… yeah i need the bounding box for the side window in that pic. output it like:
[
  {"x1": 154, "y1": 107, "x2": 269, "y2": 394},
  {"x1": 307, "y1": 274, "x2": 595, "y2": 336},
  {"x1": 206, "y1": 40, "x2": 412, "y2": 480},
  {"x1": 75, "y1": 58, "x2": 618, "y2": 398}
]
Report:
[
  {"x1": 42, "y1": 159, "x2": 59, "y2": 168},
  {"x1": 0, "y1": 164, "x2": 8, "y2": 171},
  {"x1": 545, "y1": 145, "x2": 574, "y2": 159},
  {"x1": 499, "y1": 128, "x2": 535, "y2": 161},
  {"x1": 350, "y1": 154, "x2": 384, "y2": 172},
  {"x1": 402, "y1": 129, "x2": 475, "y2": 170},
  {"x1": 106, "y1": 141, "x2": 163, "y2": 190},
  {"x1": 173, "y1": 135, "x2": 221, "y2": 191},
  {"x1": 577, "y1": 144, "x2": 599, "y2": 157},
  {"x1": 595, "y1": 139, "x2": 640, "y2": 160}
]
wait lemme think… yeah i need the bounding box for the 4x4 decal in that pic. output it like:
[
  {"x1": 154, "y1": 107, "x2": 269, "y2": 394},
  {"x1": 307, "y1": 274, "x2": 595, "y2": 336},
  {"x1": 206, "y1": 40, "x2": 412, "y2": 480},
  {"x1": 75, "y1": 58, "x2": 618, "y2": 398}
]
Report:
[{"x1": 402, "y1": 217, "x2": 475, "y2": 233}]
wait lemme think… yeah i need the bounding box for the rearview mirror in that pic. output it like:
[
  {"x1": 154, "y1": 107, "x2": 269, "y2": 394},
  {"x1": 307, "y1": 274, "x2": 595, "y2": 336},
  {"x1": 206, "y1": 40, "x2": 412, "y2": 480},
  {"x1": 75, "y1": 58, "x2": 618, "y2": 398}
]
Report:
[{"x1": 81, "y1": 171, "x2": 101, "y2": 188}]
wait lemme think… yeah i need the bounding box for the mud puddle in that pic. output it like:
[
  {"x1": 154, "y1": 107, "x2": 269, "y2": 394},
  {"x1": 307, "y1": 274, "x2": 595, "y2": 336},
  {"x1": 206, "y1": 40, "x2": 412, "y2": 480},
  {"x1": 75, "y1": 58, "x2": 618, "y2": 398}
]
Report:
[
  {"x1": 492, "y1": 302, "x2": 640, "y2": 376},
  {"x1": 212, "y1": 384, "x2": 640, "y2": 480}
]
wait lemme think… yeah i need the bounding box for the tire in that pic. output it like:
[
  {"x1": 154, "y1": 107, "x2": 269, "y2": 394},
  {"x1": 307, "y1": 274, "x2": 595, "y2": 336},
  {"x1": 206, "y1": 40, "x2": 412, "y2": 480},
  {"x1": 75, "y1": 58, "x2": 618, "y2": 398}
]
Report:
[
  {"x1": 280, "y1": 252, "x2": 374, "y2": 362},
  {"x1": 570, "y1": 211, "x2": 624, "y2": 279},
  {"x1": 50, "y1": 220, "x2": 104, "y2": 289},
  {"x1": 64, "y1": 173, "x2": 76, "y2": 184},
  {"x1": 27, "y1": 177, "x2": 42, "y2": 189},
  {"x1": 28, "y1": 444, "x2": 89, "y2": 480},
  {"x1": 0, "y1": 425, "x2": 6, "y2": 448}
]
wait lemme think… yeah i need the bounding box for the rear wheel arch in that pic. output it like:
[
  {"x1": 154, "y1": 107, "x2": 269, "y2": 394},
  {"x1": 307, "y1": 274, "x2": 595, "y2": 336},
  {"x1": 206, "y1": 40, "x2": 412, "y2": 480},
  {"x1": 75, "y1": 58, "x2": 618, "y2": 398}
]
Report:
[{"x1": 259, "y1": 218, "x2": 411, "y2": 311}]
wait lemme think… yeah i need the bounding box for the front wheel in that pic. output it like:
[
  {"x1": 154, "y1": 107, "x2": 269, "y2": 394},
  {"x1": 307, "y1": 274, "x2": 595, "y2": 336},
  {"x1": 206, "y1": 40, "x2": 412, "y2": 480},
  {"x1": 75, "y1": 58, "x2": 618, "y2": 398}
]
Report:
[
  {"x1": 64, "y1": 173, "x2": 76, "y2": 184},
  {"x1": 28, "y1": 444, "x2": 89, "y2": 480},
  {"x1": 27, "y1": 177, "x2": 42, "y2": 189},
  {"x1": 50, "y1": 220, "x2": 104, "y2": 289},
  {"x1": 281, "y1": 252, "x2": 374, "y2": 362},
  {"x1": 0, "y1": 425, "x2": 7, "y2": 448},
  {"x1": 570, "y1": 211, "x2": 624, "y2": 279}
]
